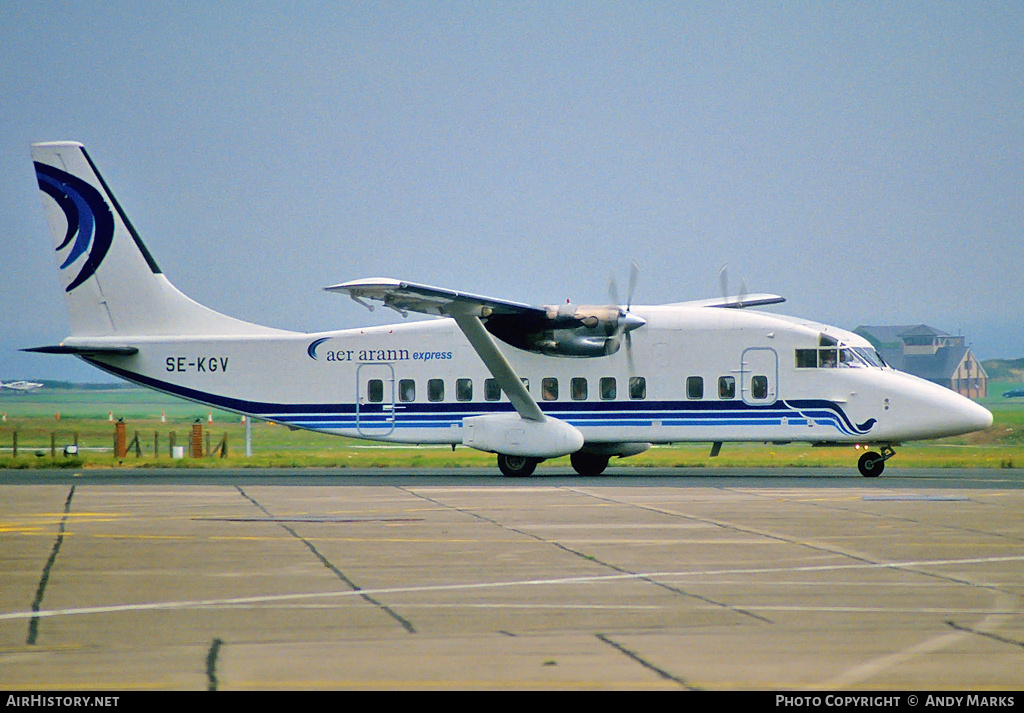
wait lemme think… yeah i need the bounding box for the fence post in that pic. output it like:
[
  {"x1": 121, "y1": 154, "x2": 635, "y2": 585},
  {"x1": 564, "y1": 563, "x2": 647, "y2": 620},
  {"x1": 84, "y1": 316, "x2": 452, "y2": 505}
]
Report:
[
  {"x1": 12, "y1": 431, "x2": 18, "y2": 458},
  {"x1": 115, "y1": 420, "x2": 127, "y2": 458},
  {"x1": 191, "y1": 422, "x2": 203, "y2": 458}
]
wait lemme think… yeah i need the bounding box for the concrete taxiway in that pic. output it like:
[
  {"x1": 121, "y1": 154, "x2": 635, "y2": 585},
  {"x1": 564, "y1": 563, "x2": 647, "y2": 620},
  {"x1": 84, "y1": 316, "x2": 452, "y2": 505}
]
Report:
[{"x1": 0, "y1": 467, "x2": 1022, "y2": 690}]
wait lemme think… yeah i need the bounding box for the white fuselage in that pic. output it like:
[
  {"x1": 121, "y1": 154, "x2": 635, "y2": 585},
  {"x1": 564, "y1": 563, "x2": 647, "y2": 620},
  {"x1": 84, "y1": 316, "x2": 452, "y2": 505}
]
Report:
[{"x1": 78, "y1": 304, "x2": 992, "y2": 449}]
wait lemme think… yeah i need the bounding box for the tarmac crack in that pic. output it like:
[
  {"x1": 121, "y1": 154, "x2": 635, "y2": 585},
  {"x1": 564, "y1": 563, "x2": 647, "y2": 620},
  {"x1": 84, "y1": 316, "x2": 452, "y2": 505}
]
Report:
[
  {"x1": 206, "y1": 637, "x2": 223, "y2": 691},
  {"x1": 400, "y1": 487, "x2": 770, "y2": 624},
  {"x1": 571, "y1": 486, "x2": 1014, "y2": 596},
  {"x1": 946, "y1": 619, "x2": 1024, "y2": 649},
  {"x1": 735, "y1": 486, "x2": 1024, "y2": 545},
  {"x1": 26, "y1": 485, "x2": 75, "y2": 645},
  {"x1": 701, "y1": 486, "x2": 1023, "y2": 594},
  {"x1": 595, "y1": 633, "x2": 697, "y2": 689},
  {"x1": 234, "y1": 486, "x2": 415, "y2": 634}
]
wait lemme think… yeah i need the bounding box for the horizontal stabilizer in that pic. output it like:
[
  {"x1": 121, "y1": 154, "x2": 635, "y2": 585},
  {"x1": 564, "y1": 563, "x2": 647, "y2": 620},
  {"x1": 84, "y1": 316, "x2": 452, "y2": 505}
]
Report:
[{"x1": 23, "y1": 344, "x2": 139, "y2": 356}]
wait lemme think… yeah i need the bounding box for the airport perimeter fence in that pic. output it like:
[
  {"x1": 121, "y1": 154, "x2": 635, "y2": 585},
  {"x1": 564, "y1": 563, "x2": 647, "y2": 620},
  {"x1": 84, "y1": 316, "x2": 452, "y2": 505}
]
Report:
[{"x1": 3, "y1": 421, "x2": 228, "y2": 460}]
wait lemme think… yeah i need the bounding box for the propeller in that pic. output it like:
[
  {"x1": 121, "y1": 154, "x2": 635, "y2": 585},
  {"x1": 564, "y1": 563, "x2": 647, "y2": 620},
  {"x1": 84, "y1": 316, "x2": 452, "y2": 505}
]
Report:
[
  {"x1": 607, "y1": 260, "x2": 644, "y2": 370},
  {"x1": 609, "y1": 259, "x2": 640, "y2": 311},
  {"x1": 718, "y1": 263, "x2": 748, "y2": 308}
]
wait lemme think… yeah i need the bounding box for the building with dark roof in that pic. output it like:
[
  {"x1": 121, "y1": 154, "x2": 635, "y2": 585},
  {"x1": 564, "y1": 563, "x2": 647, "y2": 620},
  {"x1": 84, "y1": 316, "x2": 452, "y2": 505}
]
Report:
[{"x1": 854, "y1": 325, "x2": 987, "y2": 399}]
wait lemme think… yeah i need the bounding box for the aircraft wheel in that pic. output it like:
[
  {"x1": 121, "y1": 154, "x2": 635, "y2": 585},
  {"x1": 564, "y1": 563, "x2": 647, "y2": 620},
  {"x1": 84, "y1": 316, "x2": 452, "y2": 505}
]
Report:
[
  {"x1": 497, "y1": 454, "x2": 538, "y2": 477},
  {"x1": 858, "y1": 451, "x2": 884, "y2": 477},
  {"x1": 570, "y1": 452, "x2": 610, "y2": 476}
]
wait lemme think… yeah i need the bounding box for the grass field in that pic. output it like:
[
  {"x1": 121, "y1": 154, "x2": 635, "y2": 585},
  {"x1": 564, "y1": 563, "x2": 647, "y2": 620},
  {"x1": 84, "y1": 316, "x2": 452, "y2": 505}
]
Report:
[{"x1": 1, "y1": 381, "x2": 1022, "y2": 470}]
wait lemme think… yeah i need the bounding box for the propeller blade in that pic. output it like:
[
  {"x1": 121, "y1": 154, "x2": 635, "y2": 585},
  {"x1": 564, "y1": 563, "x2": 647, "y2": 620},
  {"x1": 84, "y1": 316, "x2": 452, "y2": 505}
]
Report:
[
  {"x1": 608, "y1": 273, "x2": 620, "y2": 307},
  {"x1": 626, "y1": 259, "x2": 639, "y2": 309}
]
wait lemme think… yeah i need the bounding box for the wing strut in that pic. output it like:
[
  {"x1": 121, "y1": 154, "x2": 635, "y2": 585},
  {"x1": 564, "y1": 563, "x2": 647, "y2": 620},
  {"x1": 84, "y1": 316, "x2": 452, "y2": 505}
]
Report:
[{"x1": 452, "y1": 315, "x2": 545, "y2": 423}]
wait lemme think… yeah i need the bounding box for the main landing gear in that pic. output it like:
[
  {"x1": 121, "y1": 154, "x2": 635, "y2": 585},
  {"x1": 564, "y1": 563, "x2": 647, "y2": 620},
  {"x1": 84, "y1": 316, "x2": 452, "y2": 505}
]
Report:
[
  {"x1": 857, "y1": 445, "x2": 896, "y2": 477},
  {"x1": 496, "y1": 452, "x2": 612, "y2": 477},
  {"x1": 570, "y1": 451, "x2": 610, "y2": 476},
  {"x1": 497, "y1": 454, "x2": 539, "y2": 477}
]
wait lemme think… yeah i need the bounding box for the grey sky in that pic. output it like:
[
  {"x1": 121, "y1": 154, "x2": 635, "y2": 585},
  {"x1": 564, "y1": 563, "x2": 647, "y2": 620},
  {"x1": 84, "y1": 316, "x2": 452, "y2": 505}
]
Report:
[{"x1": 2, "y1": 2, "x2": 1021, "y2": 382}]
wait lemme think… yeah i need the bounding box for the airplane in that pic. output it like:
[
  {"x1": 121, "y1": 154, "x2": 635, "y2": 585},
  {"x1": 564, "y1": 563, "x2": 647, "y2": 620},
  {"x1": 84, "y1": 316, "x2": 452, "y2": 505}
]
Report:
[
  {"x1": 23, "y1": 141, "x2": 993, "y2": 477},
  {"x1": 0, "y1": 380, "x2": 43, "y2": 392}
]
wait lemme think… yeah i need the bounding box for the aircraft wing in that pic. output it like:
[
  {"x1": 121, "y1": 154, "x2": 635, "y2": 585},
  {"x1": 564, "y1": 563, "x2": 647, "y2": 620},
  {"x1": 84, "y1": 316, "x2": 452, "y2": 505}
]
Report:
[
  {"x1": 670, "y1": 293, "x2": 786, "y2": 309},
  {"x1": 325, "y1": 278, "x2": 548, "y2": 319},
  {"x1": 326, "y1": 278, "x2": 553, "y2": 422}
]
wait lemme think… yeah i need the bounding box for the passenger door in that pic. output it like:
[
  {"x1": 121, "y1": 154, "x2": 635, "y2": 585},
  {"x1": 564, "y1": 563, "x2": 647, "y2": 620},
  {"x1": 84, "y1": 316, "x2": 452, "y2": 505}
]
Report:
[
  {"x1": 740, "y1": 347, "x2": 778, "y2": 405},
  {"x1": 356, "y1": 363, "x2": 396, "y2": 436}
]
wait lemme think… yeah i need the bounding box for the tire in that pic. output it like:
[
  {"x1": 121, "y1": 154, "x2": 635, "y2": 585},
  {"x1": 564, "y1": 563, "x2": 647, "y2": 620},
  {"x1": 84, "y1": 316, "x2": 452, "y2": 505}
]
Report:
[
  {"x1": 858, "y1": 451, "x2": 884, "y2": 477},
  {"x1": 497, "y1": 454, "x2": 538, "y2": 477},
  {"x1": 570, "y1": 452, "x2": 610, "y2": 476}
]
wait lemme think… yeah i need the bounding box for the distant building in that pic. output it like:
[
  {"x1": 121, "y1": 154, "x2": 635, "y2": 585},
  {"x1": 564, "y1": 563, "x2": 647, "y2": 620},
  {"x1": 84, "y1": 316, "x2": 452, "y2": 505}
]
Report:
[{"x1": 854, "y1": 325, "x2": 988, "y2": 399}]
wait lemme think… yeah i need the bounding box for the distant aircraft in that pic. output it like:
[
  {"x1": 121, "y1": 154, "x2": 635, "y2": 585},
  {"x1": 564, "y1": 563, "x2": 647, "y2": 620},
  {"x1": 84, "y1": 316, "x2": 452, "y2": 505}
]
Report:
[
  {"x1": 24, "y1": 141, "x2": 993, "y2": 477},
  {"x1": 0, "y1": 380, "x2": 43, "y2": 392}
]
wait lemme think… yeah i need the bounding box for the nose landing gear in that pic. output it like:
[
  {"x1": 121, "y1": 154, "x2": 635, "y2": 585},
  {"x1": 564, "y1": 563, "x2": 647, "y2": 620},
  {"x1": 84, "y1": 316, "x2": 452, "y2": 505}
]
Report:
[{"x1": 858, "y1": 445, "x2": 895, "y2": 477}]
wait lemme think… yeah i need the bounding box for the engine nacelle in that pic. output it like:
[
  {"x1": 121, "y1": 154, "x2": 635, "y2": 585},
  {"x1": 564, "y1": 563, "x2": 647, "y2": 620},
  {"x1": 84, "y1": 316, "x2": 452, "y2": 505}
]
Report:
[
  {"x1": 484, "y1": 304, "x2": 645, "y2": 358},
  {"x1": 461, "y1": 413, "x2": 584, "y2": 457}
]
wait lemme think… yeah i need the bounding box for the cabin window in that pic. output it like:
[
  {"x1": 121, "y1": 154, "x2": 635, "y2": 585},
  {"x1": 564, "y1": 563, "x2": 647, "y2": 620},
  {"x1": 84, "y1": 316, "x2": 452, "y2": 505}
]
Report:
[
  {"x1": 399, "y1": 379, "x2": 416, "y2": 402},
  {"x1": 600, "y1": 377, "x2": 617, "y2": 400},
  {"x1": 522, "y1": 378, "x2": 530, "y2": 392},
  {"x1": 629, "y1": 376, "x2": 646, "y2": 400},
  {"x1": 427, "y1": 378, "x2": 444, "y2": 402},
  {"x1": 542, "y1": 378, "x2": 558, "y2": 401},
  {"x1": 456, "y1": 378, "x2": 473, "y2": 402},
  {"x1": 571, "y1": 377, "x2": 588, "y2": 401},
  {"x1": 751, "y1": 375, "x2": 768, "y2": 400},
  {"x1": 686, "y1": 376, "x2": 703, "y2": 400},
  {"x1": 367, "y1": 379, "x2": 384, "y2": 403},
  {"x1": 484, "y1": 378, "x2": 501, "y2": 401},
  {"x1": 718, "y1": 376, "x2": 736, "y2": 400}
]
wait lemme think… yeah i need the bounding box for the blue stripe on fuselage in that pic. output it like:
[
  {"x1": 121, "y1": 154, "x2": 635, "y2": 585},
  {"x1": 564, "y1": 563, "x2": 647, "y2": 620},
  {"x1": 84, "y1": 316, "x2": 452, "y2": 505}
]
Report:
[{"x1": 84, "y1": 360, "x2": 872, "y2": 437}]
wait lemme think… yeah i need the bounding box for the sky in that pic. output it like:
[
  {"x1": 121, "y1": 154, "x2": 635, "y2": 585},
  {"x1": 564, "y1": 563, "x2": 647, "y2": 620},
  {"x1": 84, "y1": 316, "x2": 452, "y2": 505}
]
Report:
[{"x1": 2, "y1": 1, "x2": 1022, "y2": 382}]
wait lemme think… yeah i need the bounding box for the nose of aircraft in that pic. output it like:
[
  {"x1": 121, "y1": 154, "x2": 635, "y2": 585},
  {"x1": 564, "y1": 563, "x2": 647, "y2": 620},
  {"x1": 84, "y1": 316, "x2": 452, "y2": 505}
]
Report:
[
  {"x1": 926, "y1": 385, "x2": 993, "y2": 438},
  {"x1": 961, "y1": 398, "x2": 994, "y2": 432},
  {"x1": 888, "y1": 374, "x2": 994, "y2": 440}
]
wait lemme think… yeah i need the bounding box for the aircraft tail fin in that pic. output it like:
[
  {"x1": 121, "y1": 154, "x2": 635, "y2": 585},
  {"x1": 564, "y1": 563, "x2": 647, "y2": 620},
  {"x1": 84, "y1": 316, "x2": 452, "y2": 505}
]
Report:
[{"x1": 31, "y1": 142, "x2": 288, "y2": 338}]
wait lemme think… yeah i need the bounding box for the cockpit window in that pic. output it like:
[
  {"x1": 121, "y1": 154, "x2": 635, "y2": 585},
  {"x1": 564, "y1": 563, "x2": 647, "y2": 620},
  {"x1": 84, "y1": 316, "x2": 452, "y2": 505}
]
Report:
[
  {"x1": 795, "y1": 349, "x2": 817, "y2": 368},
  {"x1": 796, "y1": 335, "x2": 885, "y2": 369},
  {"x1": 852, "y1": 347, "x2": 886, "y2": 368}
]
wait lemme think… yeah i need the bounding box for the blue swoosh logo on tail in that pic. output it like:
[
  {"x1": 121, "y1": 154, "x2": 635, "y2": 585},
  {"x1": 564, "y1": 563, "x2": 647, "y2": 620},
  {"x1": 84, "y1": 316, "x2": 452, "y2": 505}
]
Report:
[{"x1": 35, "y1": 162, "x2": 114, "y2": 292}]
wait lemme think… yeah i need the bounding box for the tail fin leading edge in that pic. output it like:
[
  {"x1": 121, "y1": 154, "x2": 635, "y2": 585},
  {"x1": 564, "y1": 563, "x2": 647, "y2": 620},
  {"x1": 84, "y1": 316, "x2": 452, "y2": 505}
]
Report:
[{"x1": 31, "y1": 142, "x2": 289, "y2": 338}]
